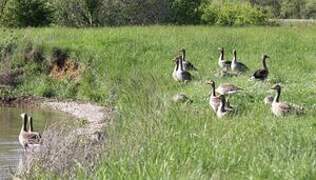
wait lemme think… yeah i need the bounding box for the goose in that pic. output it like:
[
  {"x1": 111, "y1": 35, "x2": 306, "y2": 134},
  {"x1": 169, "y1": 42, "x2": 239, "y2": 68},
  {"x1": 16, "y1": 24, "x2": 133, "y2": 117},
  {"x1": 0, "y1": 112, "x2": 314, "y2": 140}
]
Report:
[
  {"x1": 216, "y1": 95, "x2": 233, "y2": 118},
  {"x1": 172, "y1": 93, "x2": 193, "y2": 104},
  {"x1": 271, "y1": 84, "x2": 304, "y2": 117},
  {"x1": 28, "y1": 116, "x2": 41, "y2": 139},
  {"x1": 207, "y1": 80, "x2": 221, "y2": 113},
  {"x1": 218, "y1": 48, "x2": 231, "y2": 71},
  {"x1": 173, "y1": 56, "x2": 192, "y2": 82},
  {"x1": 19, "y1": 113, "x2": 41, "y2": 150},
  {"x1": 215, "y1": 83, "x2": 242, "y2": 95},
  {"x1": 231, "y1": 49, "x2": 249, "y2": 73},
  {"x1": 250, "y1": 55, "x2": 270, "y2": 81},
  {"x1": 180, "y1": 49, "x2": 197, "y2": 71},
  {"x1": 207, "y1": 80, "x2": 235, "y2": 113}
]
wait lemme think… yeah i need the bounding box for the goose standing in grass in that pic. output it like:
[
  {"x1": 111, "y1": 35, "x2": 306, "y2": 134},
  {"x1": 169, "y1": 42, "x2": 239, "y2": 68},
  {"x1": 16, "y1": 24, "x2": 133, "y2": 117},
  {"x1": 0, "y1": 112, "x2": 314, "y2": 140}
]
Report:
[
  {"x1": 207, "y1": 80, "x2": 221, "y2": 113},
  {"x1": 231, "y1": 49, "x2": 249, "y2": 73},
  {"x1": 218, "y1": 48, "x2": 231, "y2": 71},
  {"x1": 28, "y1": 116, "x2": 41, "y2": 139},
  {"x1": 250, "y1": 55, "x2": 270, "y2": 81},
  {"x1": 173, "y1": 56, "x2": 192, "y2": 82},
  {"x1": 19, "y1": 113, "x2": 41, "y2": 150},
  {"x1": 271, "y1": 84, "x2": 304, "y2": 117},
  {"x1": 217, "y1": 95, "x2": 233, "y2": 118},
  {"x1": 207, "y1": 80, "x2": 235, "y2": 113},
  {"x1": 180, "y1": 48, "x2": 197, "y2": 71}
]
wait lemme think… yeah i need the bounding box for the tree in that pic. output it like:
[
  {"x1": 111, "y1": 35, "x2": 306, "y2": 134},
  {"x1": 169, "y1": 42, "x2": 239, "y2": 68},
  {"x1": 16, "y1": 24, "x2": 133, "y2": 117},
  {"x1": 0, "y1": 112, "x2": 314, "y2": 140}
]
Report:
[{"x1": 1, "y1": 0, "x2": 52, "y2": 27}]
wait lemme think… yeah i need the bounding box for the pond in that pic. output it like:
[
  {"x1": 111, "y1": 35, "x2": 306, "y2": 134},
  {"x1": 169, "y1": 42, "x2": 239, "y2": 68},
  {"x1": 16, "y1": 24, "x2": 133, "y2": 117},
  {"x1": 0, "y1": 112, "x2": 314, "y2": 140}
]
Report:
[{"x1": 0, "y1": 106, "x2": 74, "y2": 179}]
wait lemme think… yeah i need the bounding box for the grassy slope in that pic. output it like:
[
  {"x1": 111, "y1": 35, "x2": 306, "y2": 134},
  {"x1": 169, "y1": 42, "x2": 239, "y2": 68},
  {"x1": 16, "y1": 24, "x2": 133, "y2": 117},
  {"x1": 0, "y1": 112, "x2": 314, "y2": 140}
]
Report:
[{"x1": 1, "y1": 26, "x2": 316, "y2": 179}]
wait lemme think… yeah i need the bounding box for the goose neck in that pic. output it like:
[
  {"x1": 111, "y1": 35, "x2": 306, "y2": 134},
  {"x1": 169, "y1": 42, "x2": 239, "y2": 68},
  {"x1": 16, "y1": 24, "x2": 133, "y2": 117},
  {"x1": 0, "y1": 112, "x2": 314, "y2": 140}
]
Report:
[
  {"x1": 274, "y1": 88, "x2": 281, "y2": 103},
  {"x1": 262, "y1": 57, "x2": 268, "y2": 70}
]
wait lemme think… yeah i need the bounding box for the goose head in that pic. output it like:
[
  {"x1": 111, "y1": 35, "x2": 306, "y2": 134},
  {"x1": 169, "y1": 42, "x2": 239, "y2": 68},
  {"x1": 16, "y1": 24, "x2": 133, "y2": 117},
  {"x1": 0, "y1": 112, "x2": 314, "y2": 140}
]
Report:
[
  {"x1": 233, "y1": 49, "x2": 237, "y2": 56},
  {"x1": 271, "y1": 84, "x2": 281, "y2": 91},
  {"x1": 206, "y1": 80, "x2": 216, "y2": 89},
  {"x1": 233, "y1": 49, "x2": 237, "y2": 60},
  {"x1": 218, "y1": 47, "x2": 224, "y2": 54},
  {"x1": 180, "y1": 48, "x2": 186, "y2": 58},
  {"x1": 262, "y1": 54, "x2": 270, "y2": 60}
]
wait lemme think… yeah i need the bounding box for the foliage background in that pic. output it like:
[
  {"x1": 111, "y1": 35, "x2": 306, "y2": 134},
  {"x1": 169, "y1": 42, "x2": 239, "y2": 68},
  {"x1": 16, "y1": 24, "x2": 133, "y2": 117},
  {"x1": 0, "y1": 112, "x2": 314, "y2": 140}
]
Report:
[{"x1": 0, "y1": 0, "x2": 315, "y2": 27}]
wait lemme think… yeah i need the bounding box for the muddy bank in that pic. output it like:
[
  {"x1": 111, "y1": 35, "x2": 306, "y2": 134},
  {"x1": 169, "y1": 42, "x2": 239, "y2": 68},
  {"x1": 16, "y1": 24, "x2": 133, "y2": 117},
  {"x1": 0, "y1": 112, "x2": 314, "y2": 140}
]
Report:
[{"x1": 2, "y1": 96, "x2": 113, "y2": 177}]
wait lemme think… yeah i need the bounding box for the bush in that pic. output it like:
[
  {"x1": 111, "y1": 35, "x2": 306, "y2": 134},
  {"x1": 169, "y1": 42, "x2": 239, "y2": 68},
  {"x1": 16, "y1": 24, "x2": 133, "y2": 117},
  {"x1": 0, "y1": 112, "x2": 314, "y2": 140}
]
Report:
[
  {"x1": 168, "y1": 0, "x2": 202, "y2": 24},
  {"x1": 201, "y1": 2, "x2": 267, "y2": 26},
  {"x1": 0, "y1": 0, "x2": 52, "y2": 27}
]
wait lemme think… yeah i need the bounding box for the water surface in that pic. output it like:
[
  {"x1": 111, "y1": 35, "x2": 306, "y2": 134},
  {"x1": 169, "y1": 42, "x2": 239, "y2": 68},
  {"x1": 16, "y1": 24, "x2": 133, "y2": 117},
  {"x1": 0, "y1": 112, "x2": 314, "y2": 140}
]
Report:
[{"x1": 0, "y1": 107, "x2": 74, "y2": 179}]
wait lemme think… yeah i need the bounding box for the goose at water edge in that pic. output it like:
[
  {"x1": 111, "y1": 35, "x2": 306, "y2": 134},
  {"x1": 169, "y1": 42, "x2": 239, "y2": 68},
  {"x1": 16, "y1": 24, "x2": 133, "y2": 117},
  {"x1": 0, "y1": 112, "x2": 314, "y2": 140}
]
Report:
[
  {"x1": 180, "y1": 48, "x2": 197, "y2": 71},
  {"x1": 218, "y1": 48, "x2": 231, "y2": 72},
  {"x1": 271, "y1": 84, "x2": 304, "y2": 117},
  {"x1": 231, "y1": 49, "x2": 249, "y2": 74},
  {"x1": 250, "y1": 55, "x2": 270, "y2": 81},
  {"x1": 172, "y1": 56, "x2": 192, "y2": 82},
  {"x1": 19, "y1": 113, "x2": 41, "y2": 150}
]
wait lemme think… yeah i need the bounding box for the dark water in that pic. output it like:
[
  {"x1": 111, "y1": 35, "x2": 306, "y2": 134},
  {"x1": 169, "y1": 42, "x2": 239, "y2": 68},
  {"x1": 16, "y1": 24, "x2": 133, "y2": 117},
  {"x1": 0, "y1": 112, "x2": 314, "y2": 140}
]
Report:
[{"x1": 0, "y1": 107, "x2": 73, "y2": 179}]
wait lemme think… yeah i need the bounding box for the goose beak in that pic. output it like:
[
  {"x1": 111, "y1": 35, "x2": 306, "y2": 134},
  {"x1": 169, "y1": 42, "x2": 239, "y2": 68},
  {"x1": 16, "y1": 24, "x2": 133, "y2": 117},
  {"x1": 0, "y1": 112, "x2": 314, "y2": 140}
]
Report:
[{"x1": 206, "y1": 80, "x2": 213, "y2": 84}]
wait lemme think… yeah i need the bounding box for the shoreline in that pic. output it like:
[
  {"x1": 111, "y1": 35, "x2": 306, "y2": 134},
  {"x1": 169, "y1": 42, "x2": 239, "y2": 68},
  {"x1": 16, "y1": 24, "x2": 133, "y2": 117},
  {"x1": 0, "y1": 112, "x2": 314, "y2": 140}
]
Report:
[{"x1": 1, "y1": 96, "x2": 113, "y2": 177}]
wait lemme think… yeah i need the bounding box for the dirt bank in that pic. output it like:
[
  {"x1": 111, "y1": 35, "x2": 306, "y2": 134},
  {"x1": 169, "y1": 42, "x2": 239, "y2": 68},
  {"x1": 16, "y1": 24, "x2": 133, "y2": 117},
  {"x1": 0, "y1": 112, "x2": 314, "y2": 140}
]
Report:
[{"x1": 3, "y1": 96, "x2": 114, "y2": 178}]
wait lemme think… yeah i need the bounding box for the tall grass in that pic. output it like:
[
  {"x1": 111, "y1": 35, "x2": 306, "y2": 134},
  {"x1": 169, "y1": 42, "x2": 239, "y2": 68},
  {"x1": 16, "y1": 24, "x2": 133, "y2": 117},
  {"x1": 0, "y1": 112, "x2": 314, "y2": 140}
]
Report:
[{"x1": 1, "y1": 25, "x2": 316, "y2": 179}]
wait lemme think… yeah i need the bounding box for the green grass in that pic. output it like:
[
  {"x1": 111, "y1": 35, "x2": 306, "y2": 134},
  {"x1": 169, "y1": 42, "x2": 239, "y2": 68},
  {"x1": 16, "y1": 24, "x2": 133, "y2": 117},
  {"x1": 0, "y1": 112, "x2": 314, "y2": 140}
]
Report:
[{"x1": 1, "y1": 25, "x2": 316, "y2": 179}]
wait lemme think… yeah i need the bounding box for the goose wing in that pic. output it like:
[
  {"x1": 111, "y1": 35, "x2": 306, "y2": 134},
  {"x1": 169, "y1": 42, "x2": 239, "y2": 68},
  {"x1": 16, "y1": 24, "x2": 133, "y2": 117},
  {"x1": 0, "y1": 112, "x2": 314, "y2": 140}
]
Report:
[
  {"x1": 216, "y1": 84, "x2": 241, "y2": 95},
  {"x1": 23, "y1": 133, "x2": 41, "y2": 144},
  {"x1": 185, "y1": 61, "x2": 197, "y2": 71},
  {"x1": 237, "y1": 62, "x2": 249, "y2": 71},
  {"x1": 181, "y1": 71, "x2": 192, "y2": 81},
  {"x1": 276, "y1": 102, "x2": 291, "y2": 113}
]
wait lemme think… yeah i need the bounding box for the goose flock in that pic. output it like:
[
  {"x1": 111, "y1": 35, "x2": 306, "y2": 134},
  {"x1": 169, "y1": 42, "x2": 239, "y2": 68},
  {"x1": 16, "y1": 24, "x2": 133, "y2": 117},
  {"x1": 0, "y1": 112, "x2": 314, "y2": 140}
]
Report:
[
  {"x1": 17, "y1": 47, "x2": 305, "y2": 150},
  {"x1": 172, "y1": 48, "x2": 304, "y2": 118}
]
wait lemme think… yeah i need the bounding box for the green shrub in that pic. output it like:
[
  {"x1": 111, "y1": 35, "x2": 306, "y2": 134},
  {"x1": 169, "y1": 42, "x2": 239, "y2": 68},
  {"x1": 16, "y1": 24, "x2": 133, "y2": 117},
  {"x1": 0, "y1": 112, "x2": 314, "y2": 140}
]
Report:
[
  {"x1": 0, "y1": 0, "x2": 52, "y2": 27},
  {"x1": 168, "y1": 0, "x2": 202, "y2": 24},
  {"x1": 201, "y1": 2, "x2": 267, "y2": 26}
]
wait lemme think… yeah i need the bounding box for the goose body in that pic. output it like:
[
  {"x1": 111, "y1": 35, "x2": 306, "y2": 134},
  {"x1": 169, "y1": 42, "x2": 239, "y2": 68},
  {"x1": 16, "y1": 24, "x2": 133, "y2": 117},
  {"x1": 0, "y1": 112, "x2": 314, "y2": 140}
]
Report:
[
  {"x1": 215, "y1": 83, "x2": 241, "y2": 95},
  {"x1": 218, "y1": 48, "x2": 231, "y2": 71},
  {"x1": 172, "y1": 93, "x2": 193, "y2": 104},
  {"x1": 180, "y1": 49, "x2": 197, "y2": 71},
  {"x1": 251, "y1": 55, "x2": 269, "y2": 81},
  {"x1": 173, "y1": 56, "x2": 192, "y2": 82},
  {"x1": 19, "y1": 113, "x2": 41, "y2": 150},
  {"x1": 271, "y1": 85, "x2": 304, "y2": 117},
  {"x1": 216, "y1": 95, "x2": 233, "y2": 118},
  {"x1": 231, "y1": 49, "x2": 249, "y2": 73}
]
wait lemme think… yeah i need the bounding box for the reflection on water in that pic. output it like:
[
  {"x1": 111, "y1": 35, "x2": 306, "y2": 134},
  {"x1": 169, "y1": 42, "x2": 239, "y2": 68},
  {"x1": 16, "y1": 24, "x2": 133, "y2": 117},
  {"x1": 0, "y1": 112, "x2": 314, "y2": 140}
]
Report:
[{"x1": 0, "y1": 107, "x2": 73, "y2": 179}]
